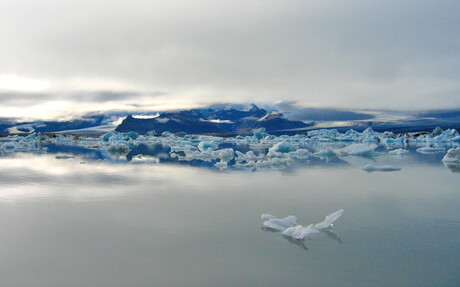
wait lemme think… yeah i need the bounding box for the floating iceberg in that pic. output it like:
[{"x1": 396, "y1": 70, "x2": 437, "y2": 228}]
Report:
[
  {"x1": 267, "y1": 141, "x2": 298, "y2": 157},
  {"x1": 388, "y1": 148, "x2": 409, "y2": 155},
  {"x1": 262, "y1": 209, "x2": 344, "y2": 241},
  {"x1": 281, "y1": 210, "x2": 344, "y2": 240},
  {"x1": 106, "y1": 141, "x2": 131, "y2": 154},
  {"x1": 442, "y1": 148, "x2": 460, "y2": 163},
  {"x1": 214, "y1": 160, "x2": 228, "y2": 170},
  {"x1": 2, "y1": 125, "x2": 459, "y2": 171},
  {"x1": 261, "y1": 214, "x2": 298, "y2": 231},
  {"x1": 337, "y1": 143, "x2": 378, "y2": 156},
  {"x1": 362, "y1": 164, "x2": 401, "y2": 172},
  {"x1": 235, "y1": 150, "x2": 264, "y2": 163},
  {"x1": 314, "y1": 209, "x2": 345, "y2": 230},
  {"x1": 198, "y1": 140, "x2": 219, "y2": 152},
  {"x1": 282, "y1": 224, "x2": 318, "y2": 240},
  {"x1": 252, "y1": 127, "x2": 268, "y2": 140},
  {"x1": 288, "y1": 149, "x2": 312, "y2": 159}
]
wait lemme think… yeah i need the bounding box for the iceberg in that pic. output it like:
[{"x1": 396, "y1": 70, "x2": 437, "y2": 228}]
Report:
[
  {"x1": 214, "y1": 160, "x2": 228, "y2": 170},
  {"x1": 106, "y1": 140, "x2": 131, "y2": 154},
  {"x1": 282, "y1": 224, "x2": 318, "y2": 240},
  {"x1": 314, "y1": 209, "x2": 345, "y2": 230},
  {"x1": 235, "y1": 150, "x2": 264, "y2": 163},
  {"x1": 198, "y1": 140, "x2": 219, "y2": 152},
  {"x1": 262, "y1": 209, "x2": 344, "y2": 240},
  {"x1": 442, "y1": 148, "x2": 460, "y2": 163},
  {"x1": 252, "y1": 127, "x2": 268, "y2": 140},
  {"x1": 281, "y1": 209, "x2": 344, "y2": 240},
  {"x1": 388, "y1": 148, "x2": 409, "y2": 155},
  {"x1": 267, "y1": 141, "x2": 297, "y2": 156},
  {"x1": 261, "y1": 214, "x2": 298, "y2": 231},
  {"x1": 288, "y1": 149, "x2": 312, "y2": 159},
  {"x1": 337, "y1": 143, "x2": 378, "y2": 156},
  {"x1": 362, "y1": 164, "x2": 401, "y2": 172}
]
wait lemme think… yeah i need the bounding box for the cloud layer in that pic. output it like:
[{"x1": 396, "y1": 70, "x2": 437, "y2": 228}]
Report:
[{"x1": 0, "y1": 0, "x2": 459, "y2": 119}]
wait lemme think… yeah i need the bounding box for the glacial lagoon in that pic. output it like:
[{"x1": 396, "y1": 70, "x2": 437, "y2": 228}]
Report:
[{"x1": 0, "y1": 129, "x2": 459, "y2": 286}]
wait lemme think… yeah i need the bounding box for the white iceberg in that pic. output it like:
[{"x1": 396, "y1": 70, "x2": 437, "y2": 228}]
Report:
[
  {"x1": 252, "y1": 127, "x2": 268, "y2": 140},
  {"x1": 281, "y1": 209, "x2": 344, "y2": 240},
  {"x1": 388, "y1": 148, "x2": 409, "y2": 155},
  {"x1": 198, "y1": 140, "x2": 219, "y2": 152},
  {"x1": 337, "y1": 143, "x2": 378, "y2": 156},
  {"x1": 261, "y1": 214, "x2": 298, "y2": 231},
  {"x1": 442, "y1": 148, "x2": 460, "y2": 163},
  {"x1": 314, "y1": 209, "x2": 345, "y2": 230},
  {"x1": 214, "y1": 160, "x2": 228, "y2": 170},
  {"x1": 282, "y1": 224, "x2": 318, "y2": 240},
  {"x1": 235, "y1": 150, "x2": 264, "y2": 163},
  {"x1": 288, "y1": 149, "x2": 312, "y2": 159},
  {"x1": 267, "y1": 141, "x2": 297, "y2": 157}
]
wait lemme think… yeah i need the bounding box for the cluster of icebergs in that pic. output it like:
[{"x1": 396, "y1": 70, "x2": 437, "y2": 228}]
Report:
[
  {"x1": 261, "y1": 209, "x2": 344, "y2": 241},
  {"x1": 1, "y1": 127, "x2": 459, "y2": 171}
]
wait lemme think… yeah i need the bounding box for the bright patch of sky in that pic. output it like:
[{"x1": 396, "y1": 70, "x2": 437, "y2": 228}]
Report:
[{"x1": 0, "y1": 75, "x2": 50, "y2": 91}]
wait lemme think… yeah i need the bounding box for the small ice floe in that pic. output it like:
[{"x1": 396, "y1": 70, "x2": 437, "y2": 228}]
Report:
[
  {"x1": 282, "y1": 224, "x2": 319, "y2": 240},
  {"x1": 442, "y1": 148, "x2": 460, "y2": 173},
  {"x1": 261, "y1": 214, "x2": 298, "y2": 231},
  {"x1": 214, "y1": 160, "x2": 228, "y2": 170},
  {"x1": 313, "y1": 209, "x2": 345, "y2": 230},
  {"x1": 282, "y1": 209, "x2": 344, "y2": 240},
  {"x1": 362, "y1": 164, "x2": 401, "y2": 172},
  {"x1": 106, "y1": 141, "x2": 131, "y2": 154},
  {"x1": 337, "y1": 143, "x2": 378, "y2": 156},
  {"x1": 416, "y1": 146, "x2": 445, "y2": 154},
  {"x1": 261, "y1": 209, "x2": 344, "y2": 241},
  {"x1": 388, "y1": 148, "x2": 409, "y2": 155},
  {"x1": 442, "y1": 148, "x2": 460, "y2": 163},
  {"x1": 267, "y1": 141, "x2": 298, "y2": 158}
]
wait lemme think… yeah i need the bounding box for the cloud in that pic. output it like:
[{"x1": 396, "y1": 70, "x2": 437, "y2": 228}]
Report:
[
  {"x1": 275, "y1": 101, "x2": 375, "y2": 121},
  {"x1": 0, "y1": 0, "x2": 458, "y2": 114},
  {"x1": 0, "y1": 91, "x2": 164, "y2": 105}
]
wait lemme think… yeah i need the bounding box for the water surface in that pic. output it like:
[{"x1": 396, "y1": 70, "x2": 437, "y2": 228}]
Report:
[{"x1": 0, "y1": 152, "x2": 459, "y2": 287}]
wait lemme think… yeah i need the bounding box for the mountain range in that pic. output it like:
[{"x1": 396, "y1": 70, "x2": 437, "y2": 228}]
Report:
[
  {"x1": 115, "y1": 104, "x2": 311, "y2": 135},
  {"x1": 1, "y1": 103, "x2": 459, "y2": 135}
]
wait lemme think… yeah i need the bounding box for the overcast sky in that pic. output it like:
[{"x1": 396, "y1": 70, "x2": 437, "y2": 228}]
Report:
[{"x1": 0, "y1": 0, "x2": 459, "y2": 120}]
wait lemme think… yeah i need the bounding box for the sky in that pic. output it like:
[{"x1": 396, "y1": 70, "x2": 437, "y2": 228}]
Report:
[{"x1": 0, "y1": 0, "x2": 459, "y2": 120}]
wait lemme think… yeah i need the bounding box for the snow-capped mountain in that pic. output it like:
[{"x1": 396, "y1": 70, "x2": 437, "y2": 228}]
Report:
[
  {"x1": 1, "y1": 104, "x2": 459, "y2": 135},
  {"x1": 115, "y1": 104, "x2": 311, "y2": 135}
]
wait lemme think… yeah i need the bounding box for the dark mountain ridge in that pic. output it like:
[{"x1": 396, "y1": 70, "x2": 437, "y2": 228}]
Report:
[{"x1": 115, "y1": 104, "x2": 311, "y2": 135}]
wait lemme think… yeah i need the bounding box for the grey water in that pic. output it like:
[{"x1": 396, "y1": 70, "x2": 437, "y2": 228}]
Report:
[{"x1": 0, "y1": 151, "x2": 459, "y2": 287}]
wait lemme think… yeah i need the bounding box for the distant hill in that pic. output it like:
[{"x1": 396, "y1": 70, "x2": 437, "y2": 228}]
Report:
[
  {"x1": 115, "y1": 104, "x2": 311, "y2": 135},
  {"x1": 1, "y1": 104, "x2": 459, "y2": 135}
]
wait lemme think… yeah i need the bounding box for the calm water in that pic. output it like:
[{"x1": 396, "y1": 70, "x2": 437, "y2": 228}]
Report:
[{"x1": 0, "y1": 151, "x2": 459, "y2": 287}]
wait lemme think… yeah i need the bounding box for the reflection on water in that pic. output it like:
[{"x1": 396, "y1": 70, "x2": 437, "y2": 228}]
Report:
[
  {"x1": 262, "y1": 227, "x2": 343, "y2": 252},
  {"x1": 0, "y1": 149, "x2": 459, "y2": 286},
  {"x1": 444, "y1": 161, "x2": 460, "y2": 173},
  {"x1": 282, "y1": 235, "x2": 309, "y2": 251}
]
